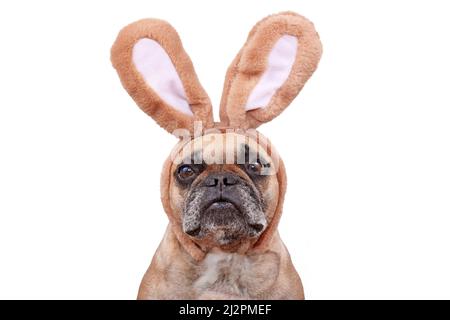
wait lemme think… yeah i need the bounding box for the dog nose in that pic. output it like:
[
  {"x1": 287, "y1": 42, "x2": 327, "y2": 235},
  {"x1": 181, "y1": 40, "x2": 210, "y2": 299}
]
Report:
[{"x1": 203, "y1": 172, "x2": 239, "y2": 187}]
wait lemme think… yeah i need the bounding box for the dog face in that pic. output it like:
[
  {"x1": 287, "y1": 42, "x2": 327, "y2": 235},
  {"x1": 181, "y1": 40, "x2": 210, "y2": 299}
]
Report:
[{"x1": 168, "y1": 133, "x2": 279, "y2": 251}]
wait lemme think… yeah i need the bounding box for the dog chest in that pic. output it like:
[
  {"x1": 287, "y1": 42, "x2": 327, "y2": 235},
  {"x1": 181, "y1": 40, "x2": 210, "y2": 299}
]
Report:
[{"x1": 193, "y1": 251, "x2": 280, "y2": 298}]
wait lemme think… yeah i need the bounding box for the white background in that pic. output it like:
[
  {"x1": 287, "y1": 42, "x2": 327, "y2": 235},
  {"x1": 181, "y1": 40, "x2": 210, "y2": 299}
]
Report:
[{"x1": 0, "y1": 0, "x2": 449, "y2": 299}]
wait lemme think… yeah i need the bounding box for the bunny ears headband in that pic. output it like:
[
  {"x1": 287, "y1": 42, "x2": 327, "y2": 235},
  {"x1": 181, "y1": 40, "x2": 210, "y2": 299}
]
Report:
[{"x1": 111, "y1": 12, "x2": 322, "y2": 135}]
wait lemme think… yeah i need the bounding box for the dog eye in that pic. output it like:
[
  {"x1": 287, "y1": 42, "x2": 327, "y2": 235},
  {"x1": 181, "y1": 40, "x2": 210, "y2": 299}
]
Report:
[
  {"x1": 177, "y1": 165, "x2": 196, "y2": 180},
  {"x1": 245, "y1": 162, "x2": 263, "y2": 175}
]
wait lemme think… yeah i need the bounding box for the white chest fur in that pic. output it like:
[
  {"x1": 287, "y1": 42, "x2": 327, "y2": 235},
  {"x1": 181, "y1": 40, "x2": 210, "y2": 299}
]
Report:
[{"x1": 194, "y1": 251, "x2": 280, "y2": 298}]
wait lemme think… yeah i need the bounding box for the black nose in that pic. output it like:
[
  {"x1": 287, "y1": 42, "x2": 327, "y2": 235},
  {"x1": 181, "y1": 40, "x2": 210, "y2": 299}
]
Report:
[{"x1": 203, "y1": 172, "x2": 239, "y2": 188}]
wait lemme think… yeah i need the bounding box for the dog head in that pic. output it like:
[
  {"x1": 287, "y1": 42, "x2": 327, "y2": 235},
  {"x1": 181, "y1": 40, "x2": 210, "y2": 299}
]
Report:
[
  {"x1": 165, "y1": 132, "x2": 281, "y2": 253},
  {"x1": 111, "y1": 12, "x2": 322, "y2": 259}
]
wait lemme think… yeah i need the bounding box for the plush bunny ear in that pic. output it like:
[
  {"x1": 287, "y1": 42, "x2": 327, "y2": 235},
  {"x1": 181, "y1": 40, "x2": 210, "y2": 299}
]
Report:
[
  {"x1": 219, "y1": 12, "x2": 322, "y2": 129},
  {"x1": 111, "y1": 19, "x2": 213, "y2": 135}
]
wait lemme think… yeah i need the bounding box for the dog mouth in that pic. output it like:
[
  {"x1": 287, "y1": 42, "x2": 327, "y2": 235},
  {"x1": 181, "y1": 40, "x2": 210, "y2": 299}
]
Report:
[
  {"x1": 207, "y1": 199, "x2": 236, "y2": 210},
  {"x1": 184, "y1": 198, "x2": 266, "y2": 241}
]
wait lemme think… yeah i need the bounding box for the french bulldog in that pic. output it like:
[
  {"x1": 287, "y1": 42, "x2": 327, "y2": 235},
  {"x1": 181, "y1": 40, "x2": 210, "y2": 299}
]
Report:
[{"x1": 111, "y1": 12, "x2": 322, "y2": 299}]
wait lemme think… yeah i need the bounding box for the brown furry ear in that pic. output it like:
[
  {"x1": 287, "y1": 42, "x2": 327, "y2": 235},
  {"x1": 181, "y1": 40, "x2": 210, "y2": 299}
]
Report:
[
  {"x1": 219, "y1": 12, "x2": 322, "y2": 129},
  {"x1": 111, "y1": 19, "x2": 213, "y2": 135}
]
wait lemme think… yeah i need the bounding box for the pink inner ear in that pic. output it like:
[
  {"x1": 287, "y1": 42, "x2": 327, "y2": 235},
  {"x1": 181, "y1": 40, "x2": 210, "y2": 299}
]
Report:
[
  {"x1": 132, "y1": 38, "x2": 193, "y2": 116},
  {"x1": 245, "y1": 35, "x2": 298, "y2": 111}
]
